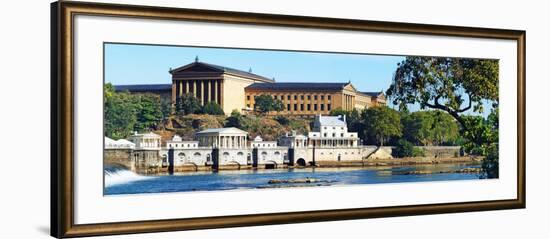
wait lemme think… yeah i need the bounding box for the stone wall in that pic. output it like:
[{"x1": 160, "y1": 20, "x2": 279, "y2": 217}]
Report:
[
  {"x1": 104, "y1": 149, "x2": 134, "y2": 171},
  {"x1": 418, "y1": 146, "x2": 462, "y2": 158}
]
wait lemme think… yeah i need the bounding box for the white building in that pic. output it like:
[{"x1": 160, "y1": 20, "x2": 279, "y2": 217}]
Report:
[
  {"x1": 104, "y1": 137, "x2": 135, "y2": 149},
  {"x1": 166, "y1": 135, "x2": 198, "y2": 149},
  {"x1": 308, "y1": 115, "x2": 359, "y2": 148},
  {"x1": 195, "y1": 127, "x2": 248, "y2": 149},
  {"x1": 129, "y1": 132, "x2": 162, "y2": 150}
]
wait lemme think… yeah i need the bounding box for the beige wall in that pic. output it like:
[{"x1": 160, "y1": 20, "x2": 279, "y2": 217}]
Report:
[
  {"x1": 245, "y1": 90, "x2": 339, "y2": 116},
  {"x1": 222, "y1": 75, "x2": 258, "y2": 114}
]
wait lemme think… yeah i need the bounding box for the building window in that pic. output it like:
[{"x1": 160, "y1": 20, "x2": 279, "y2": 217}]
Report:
[
  {"x1": 323, "y1": 133, "x2": 327, "y2": 137},
  {"x1": 247, "y1": 95, "x2": 250, "y2": 100},
  {"x1": 321, "y1": 95, "x2": 325, "y2": 100},
  {"x1": 300, "y1": 104, "x2": 304, "y2": 111},
  {"x1": 294, "y1": 95, "x2": 297, "y2": 100},
  {"x1": 307, "y1": 95, "x2": 311, "y2": 100},
  {"x1": 300, "y1": 95, "x2": 304, "y2": 100},
  {"x1": 328, "y1": 95, "x2": 332, "y2": 100},
  {"x1": 314, "y1": 104, "x2": 318, "y2": 111},
  {"x1": 307, "y1": 104, "x2": 311, "y2": 111},
  {"x1": 287, "y1": 104, "x2": 290, "y2": 110},
  {"x1": 294, "y1": 104, "x2": 297, "y2": 111},
  {"x1": 287, "y1": 95, "x2": 291, "y2": 100},
  {"x1": 321, "y1": 104, "x2": 325, "y2": 111},
  {"x1": 246, "y1": 104, "x2": 250, "y2": 108},
  {"x1": 341, "y1": 133, "x2": 344, "y2": 137},
  {"x1": 314, "y1": 95, "x2": 318, "y2": 100},
  {"x1": 328, "y1": 104, "x2": 331, "y2": 111},
  {"x1": 332, "y1": 133, "x2": 336, "y2": 137}
]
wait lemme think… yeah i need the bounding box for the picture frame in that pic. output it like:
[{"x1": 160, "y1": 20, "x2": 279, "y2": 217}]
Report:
[{"x1": 51, "y1": 1, "x2": 526, "y2": 238}]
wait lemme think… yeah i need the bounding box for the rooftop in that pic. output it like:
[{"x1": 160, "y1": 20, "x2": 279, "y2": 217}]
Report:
[
  {"x1": 114, "y1": 84, "x2": 172, "y2": 92},
  {"x1": 316, "y1": 115, "x2": 347, "y2": 127},
  {"x1": 196, "y1": 127, "x2": 248, "y2": 135},
  {"x1": 170, "y1": 61, "x2": 275, "y2": 83},
  {"x1": 246, "y1": 82, "x2": 351, "y2": 91},
  {"x1": 360, "y1": 91, "x2": 384, "y2": 97}
]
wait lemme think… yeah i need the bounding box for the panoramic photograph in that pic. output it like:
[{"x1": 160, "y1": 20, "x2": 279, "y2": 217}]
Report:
[{"x1": 103, "y1": 43, "x2": 499, "y2": 195}]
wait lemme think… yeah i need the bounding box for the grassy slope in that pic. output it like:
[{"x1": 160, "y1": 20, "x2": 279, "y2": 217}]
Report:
[{"x1": 154, "y1": 114, "x2": 312, "y2": 142}]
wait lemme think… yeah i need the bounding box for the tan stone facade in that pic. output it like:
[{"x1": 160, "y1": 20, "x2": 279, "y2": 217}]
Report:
[
  {"x1": 118, "y1": 61, "x2": 385, "y2": 116},
  {"x1": 245, "y1": 83, "x2": 385, "y2": 116},
  {"x1": 170, "y1": 61, "x2": 274, "y2": 114}
]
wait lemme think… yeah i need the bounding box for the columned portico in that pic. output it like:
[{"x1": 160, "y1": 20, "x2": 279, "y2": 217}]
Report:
[{"x1": 195, "y1": 127, "x2": 248, "y2": 149}]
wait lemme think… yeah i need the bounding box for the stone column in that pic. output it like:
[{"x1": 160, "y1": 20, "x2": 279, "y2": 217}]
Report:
[
  {"x1": 214, "y1": 80, "x2": 218, "y2": 105},
  {"x1": 208, "y1": 80, "x2": 212, "y2": 103}
]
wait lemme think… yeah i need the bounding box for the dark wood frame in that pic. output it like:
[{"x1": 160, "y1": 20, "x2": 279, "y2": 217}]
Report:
[{"x1": 51, "y1": 1, "x2": 526, "y2": 238}]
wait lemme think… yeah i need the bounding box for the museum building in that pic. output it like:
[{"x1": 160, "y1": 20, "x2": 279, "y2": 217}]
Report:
[{"x1": 114, "y1": 60, "x2": 386, "y2": 116}]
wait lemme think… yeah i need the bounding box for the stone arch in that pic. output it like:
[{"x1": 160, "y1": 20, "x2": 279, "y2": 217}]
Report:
[
  {"x1": 177, "y1": 152, "x2": 186, "y2": 163},
  {"x1": 264, "y1": 160, "x2": 277, "y2": 169},
  {"x1": 296, "y1": 158, "x2": 306, "y2": 166},
  {"x1": 223, "y1": 152, "x2": 230, "y2": 162},
  {"x1": 193, "y1": 152, "x2": 201, "y2": 161},
  {"x1": 261, "y1": 151, "x2": 268, "y2": 161}
]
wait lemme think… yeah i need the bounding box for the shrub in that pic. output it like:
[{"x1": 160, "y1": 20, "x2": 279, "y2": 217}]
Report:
[
  {"x1": 393, "y1": 139, "x2": 415, "y2": 158},
  {"x1": 202, "y1": 101, "x2": 224, "y2": 115},
  {"x1": 274, "y1": 115, "x2": 290, "y2": 125}
]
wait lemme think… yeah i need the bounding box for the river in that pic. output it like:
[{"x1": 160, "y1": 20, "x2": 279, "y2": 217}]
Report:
[{"x1": 104, "y1": 163, "x2": 483, "y2": 195}]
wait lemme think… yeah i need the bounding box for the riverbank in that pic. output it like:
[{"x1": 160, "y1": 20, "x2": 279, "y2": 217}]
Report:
[{"x1": 140, "y1": 156, "x2": 482, "y2": 175}]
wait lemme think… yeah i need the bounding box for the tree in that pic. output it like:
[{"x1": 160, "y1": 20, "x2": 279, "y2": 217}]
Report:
[
  {"x1": 462, "y1": 108, "x2": 499, "y2": 178},
  {"x1": 387, "y1": 56, "x2": 499, "y2": 177},
  {"x1": 202, "y1": 101, "x2": 225, "y2": 115},
  {"x1": 402, "y1": 111, "x2": 435, "y2": 146},
  {"x1": 387, "y1": 57, "x2": 498, "y2": 128},
  {"x1": 401, "y1": 111, "x2": 459, "y2": 146},
  {"x1": 176, "y1": 93, "x2": 202, "y2": 115},
  {"x1": 134, "y1": 94, "x2": 163, "y2": 132},
  {"x1": 362, "y1": 106, "x2": 402, "y2": 146},
  {"x1": 431, "y1": 111, "x2": 459, "y2": 145},
  {"x1": 104, "y1": 83, "x2": 138, "y2": 139},
  {"x1": 254, "y1": 95, "x2": 283, "y2": 114},
  {"x1": 393, "y1": 139, "x2": 426, "y2": 158},
  {"x1": 225, "y1": 109, "x2": 243, "y2": 128}
]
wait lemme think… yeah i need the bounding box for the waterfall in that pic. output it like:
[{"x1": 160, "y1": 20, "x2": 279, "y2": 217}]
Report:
[{"x1": 104, "y1": 164, "x2": 154, "y2": 187}]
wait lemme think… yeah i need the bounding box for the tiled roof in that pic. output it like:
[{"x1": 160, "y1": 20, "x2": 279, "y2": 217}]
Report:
[
  {"x1": 114, "y1": 84, "x2": 172, "y2": 92},
  {"x1": 317, "y1": 115, "x2": 346, "y2": 127},
  {"x1": 199, "y1": 62, "x2": 275, "y2": 82},
  {"x1": 246, "y1": 82, "x2": 350, "y2": 91},
  {"x1": 170, "y1": 62, "x2": 275, "y2": 83},
  {"x1": 360, "y1": 91, "x2": 384, "y2": 97},
  {"x1": 196, "y1": 127, "x2": 248, "y2": 135}
]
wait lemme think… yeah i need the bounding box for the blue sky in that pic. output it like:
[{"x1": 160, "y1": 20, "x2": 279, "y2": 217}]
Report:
[
  {"x1": 104, "y1": 43, "x2": 404, "y2": 94},
  {"x1": 104, "y1": 43, "x2": 494, "y2": 116}
]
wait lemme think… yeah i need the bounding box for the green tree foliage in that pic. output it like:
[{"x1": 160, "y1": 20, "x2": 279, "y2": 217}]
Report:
[
  {"x1": 431, "y1": 111, "x2": 459, "y2": 145},
  {"x1": 402, "y1": 111, "x2": 459, "y2": 146},
  {"x1": 393, "y1": 139, "x2": 424, "y2": 158},
  {"x1": 104, "y1": 84, "x2": 138, "y2": 139},
  {"x1": 254, "y1": 94, "x2": 284, "y2": 114},
  {"x1": 176, "y1": 93, "x2": 202, "y2": 115},
  {"x1": 134, "y1": 94, "x2": 163, "y2": 132},
  {"x1": 225, "y1": 109, "x2": 243, "y2": 128},
  {"x1": 202, "y1": 101, "x2": 225, "y2": 115},
  {"x1": 462, "y1": 108, "x2": 499, "y2": 178},
  {"x1": 387, "y1": 56, "x2": 499, "y2": 178},
  {"x1": 104, "y1": 83, "x2": 164, "y2": 139},
  {"x1": 362, "y1": 106, "x2": 402, "y2": 146}
]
